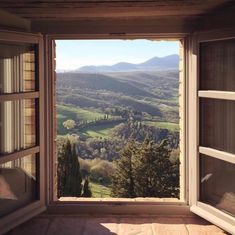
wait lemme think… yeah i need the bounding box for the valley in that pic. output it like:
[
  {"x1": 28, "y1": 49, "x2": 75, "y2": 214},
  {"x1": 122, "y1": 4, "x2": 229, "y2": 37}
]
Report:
[{"x1": 56, "y1": 55, "x2": 180, "y2": 198}]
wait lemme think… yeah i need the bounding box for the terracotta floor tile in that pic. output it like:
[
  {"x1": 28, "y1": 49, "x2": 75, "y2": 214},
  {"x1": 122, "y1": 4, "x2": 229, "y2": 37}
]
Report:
[
  {"x1": 83, "y1": 218, "x2": 119, "y2": 235},
  {"x1": 186, "y1": 224, "x2": 227, "y2": 235},
  {"x1": 152, "y1": 217, "x2": 189, "y2": 235},
  {"x1": 5, "y1": 215, "x2": 228, "y2": 235},
  {"x1": 7, "y1": 217, "x2": 51, "y2": 235},
  {"x1": 46, "y1": 217, "x2": 85, "y2": 235},
  {"x1": 118, "y1": 218, "x2": 153, "y2": 235}
]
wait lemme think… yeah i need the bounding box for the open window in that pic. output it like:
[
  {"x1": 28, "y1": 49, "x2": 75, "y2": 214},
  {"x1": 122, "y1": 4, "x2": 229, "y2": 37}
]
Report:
[
  {"x1": 0, "y1": 31, "x2": 46, "y2": 234},
  {"x1": 189, "y1": 29, "x2": 235, "y2": 234},
  {"x1": 0, "y1": 27, "x2": 234, "y2": 234},
  {"x1": 47, "y1": 38, "x2": 186, "y2": 204}
]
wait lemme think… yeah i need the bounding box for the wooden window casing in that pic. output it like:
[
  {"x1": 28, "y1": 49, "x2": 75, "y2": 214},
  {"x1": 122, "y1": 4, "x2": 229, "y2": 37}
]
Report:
[
  {"x1": 189, "y1": 28, "x2": 235, "y2": 234},
  {"x1": 0, "y1": 30, "x2": 45, "y2": 235},
  {"x1": 45, "y1": 34, "x2": 189, "y2": 214}
]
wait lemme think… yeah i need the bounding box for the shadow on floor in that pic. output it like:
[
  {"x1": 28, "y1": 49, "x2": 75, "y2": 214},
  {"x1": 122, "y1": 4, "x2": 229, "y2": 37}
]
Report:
[{"x1": 6, "y1": 215, "x2": 226, "y2": 235}]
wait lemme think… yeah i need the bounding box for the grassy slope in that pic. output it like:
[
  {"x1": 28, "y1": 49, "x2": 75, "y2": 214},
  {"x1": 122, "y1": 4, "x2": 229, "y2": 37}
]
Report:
[
  {"x1": 57, "y1": 104, "x2": 105, "y2": 134},
  {"x1": 90, "y1": 182, "x2": 111, "y2": 198},
  {"x1": 57, "y1": 104, "x2": 179, "y2": 137},
  {"x1": 57, "y1": 104, "x2": 104, "y2": 121},
  {"x1": 143, "y1": 121, "x2": 179, "y2": 131},
  {"x1": 57, "y1": 71, "x2": 179, "y2": 121},
  {"x1": 82, "y1": 123, "x2": 119, "y2": 138}
]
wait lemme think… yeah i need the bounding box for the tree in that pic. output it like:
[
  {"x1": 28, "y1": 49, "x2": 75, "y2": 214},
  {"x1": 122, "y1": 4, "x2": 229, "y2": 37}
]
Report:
[
  {"x1": 57, "y1": 139, "x2": 82, "y2": 197},
  {"x1": 111, "y1": 138, "x2": 179, "y2": 198},
  {"x1": 63, "y1": 119, "x2": 76, "y2": 130},
  {"x1": 82, "y1": 178, "x2": 92, "y2": 197},
  {"x1": 111, "y1": 140, "x2": 136, "y2": 198},
  {"x1": 134, "y1": 139, "x2": 179, "y2": 198}
]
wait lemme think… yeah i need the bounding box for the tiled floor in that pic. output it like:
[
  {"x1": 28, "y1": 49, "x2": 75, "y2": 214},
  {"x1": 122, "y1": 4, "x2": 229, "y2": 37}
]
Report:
[{"x1": 6, "y1": 215, "x2": 227, "y2": 235}]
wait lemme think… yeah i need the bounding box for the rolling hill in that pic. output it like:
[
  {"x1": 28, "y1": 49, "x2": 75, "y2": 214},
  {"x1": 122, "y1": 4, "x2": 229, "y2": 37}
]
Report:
[
  {"x1": 76, "y1": 54, "x2": 179, "y2": 73},
  {"x1": 56, "y1": 55, "x2": 180, "y2": 128}
]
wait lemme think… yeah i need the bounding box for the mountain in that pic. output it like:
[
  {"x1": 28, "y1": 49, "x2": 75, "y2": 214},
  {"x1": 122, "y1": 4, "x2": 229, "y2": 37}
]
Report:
[{"x1": 77, "y1": 54, "x2": 179, "y2": 73}]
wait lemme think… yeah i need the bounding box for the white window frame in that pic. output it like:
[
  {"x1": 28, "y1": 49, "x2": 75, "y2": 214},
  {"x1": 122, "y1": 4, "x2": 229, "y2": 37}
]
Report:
[{"x1": 188, "y1": 28, "x2": 235, "y2": 234}]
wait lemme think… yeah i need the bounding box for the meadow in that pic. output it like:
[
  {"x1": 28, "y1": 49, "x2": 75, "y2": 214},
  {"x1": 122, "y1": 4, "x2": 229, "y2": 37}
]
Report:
[{"x1": 90, "y1": 182, "x2": 112, "y2": 198}]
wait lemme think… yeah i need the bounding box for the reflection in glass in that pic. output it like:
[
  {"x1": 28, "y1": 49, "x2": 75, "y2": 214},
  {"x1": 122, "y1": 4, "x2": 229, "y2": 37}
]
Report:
[
  {"x1": 0, "y1": 154, "x2": 38, "y2": 217},
  {"x1": 0, "y1": 99, "x2": 37, "y2": 154},
  {"x1": 200, "y1": 154, "x2": 235, "y2": 217},
  {"x1": 200, "y1": 98, "x2": 235, "y2": 154},
  {"x1": 200, "y1": 39, "x2": 235, "y2": 91},
  {"x1": 0, "y1": 43, "x2": 36, "y2": 93}
]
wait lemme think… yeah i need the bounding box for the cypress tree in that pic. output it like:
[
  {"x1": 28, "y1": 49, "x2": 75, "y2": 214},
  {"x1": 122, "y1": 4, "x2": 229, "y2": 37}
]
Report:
[
  {"x1": 69, "y1": 143, "x2": 82, "y2": 196},
  {"x1": 111, "y1": 140, "x2": 136, "y2": 198},
  {"x1": 57, "y1": 142, "x2": 67, "y2": 197},
  {"x1": 57, "y1": 139, "x2": 82, "y2": 197},
  {"x1": 82, "y1": 178, "x2": 92, "y2": 197}
]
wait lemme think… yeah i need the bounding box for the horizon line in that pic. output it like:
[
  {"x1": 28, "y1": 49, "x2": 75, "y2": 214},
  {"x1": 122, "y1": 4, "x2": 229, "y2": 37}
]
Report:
[{"x1": 56, "y1": 53, "x2": 179, "y2": 71}]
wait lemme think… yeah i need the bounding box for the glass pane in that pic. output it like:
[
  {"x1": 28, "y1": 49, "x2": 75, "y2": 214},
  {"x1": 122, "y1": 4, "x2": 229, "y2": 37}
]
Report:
[
  {"x1": 200, "y1": 154, "x2": 235, "y2": 217},
  {"x1": 0, "y1": 99, "x2": 37, "y2": 154},
  {"x1": 0, "y1": 154, "x2": 38, "y2": 217},
  {"x1": 0, "y1": 43, "x2": 37, "y2": 93},
  {"x1": 199, "y1": 39, "x2": 235, "y2": 91},
  {"x1": 200, "y1": 98, "x2": 235, "y2": 154}
]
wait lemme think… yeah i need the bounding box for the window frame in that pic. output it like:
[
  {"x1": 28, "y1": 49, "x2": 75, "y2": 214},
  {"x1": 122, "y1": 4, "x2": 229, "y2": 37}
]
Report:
[
  {"x1": 189, "y1": 28, "x2": 235, "y2": 234},
  {"x1": 45, "y1": 33, "x2": 189, "y2": 214},
  {"x1": 0, "y1": 30, "x2": 46, "y2": 234}
]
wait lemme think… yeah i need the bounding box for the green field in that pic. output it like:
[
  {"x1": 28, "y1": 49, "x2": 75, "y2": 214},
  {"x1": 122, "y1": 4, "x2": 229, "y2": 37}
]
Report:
[
  {"x1": 82, "y1": 123, "x2": 119, "y2": 138},
  {"x1": 57, "y1": 104, "x2": 179, "y2": 138},
  {"x1": 57, "y1": 104, "x2": 105, "y2": 134},
  {"x1": 144, "y1": 121, "x2": 179, "y2": 131},
  {"x1": 90, "y1": 182, "x2": 111, "y2": 198}
]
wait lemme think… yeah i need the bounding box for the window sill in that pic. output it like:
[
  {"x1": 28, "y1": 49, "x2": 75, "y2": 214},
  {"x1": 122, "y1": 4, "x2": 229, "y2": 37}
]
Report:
[
  {"x1": 47, "y1": 199, "x2": 190, "y2": 216},
  {"x1": 58, "y1": 197, "x2": 183, "y2": 203}
]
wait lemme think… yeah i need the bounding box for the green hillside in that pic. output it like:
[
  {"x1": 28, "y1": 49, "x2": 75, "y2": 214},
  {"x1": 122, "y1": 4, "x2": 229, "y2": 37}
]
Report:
[
  {"x1": 57, "y1": 104, "x2": 105, "y2": 135},
  {"x1": 143, "y1": 121, "x2": 179, "y2": 131},
  {"x1": 90, "y1": 182, "x2": 111, "y2": 198},
  {"x1": 82, "y1": 123, "x2": 120, "y2": 138},
  {"x1": 57, "y1": 70, "x2": 179, "y2": 123}
]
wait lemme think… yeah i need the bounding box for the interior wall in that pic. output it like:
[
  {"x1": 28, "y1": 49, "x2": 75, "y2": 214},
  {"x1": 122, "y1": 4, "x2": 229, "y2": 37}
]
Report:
[
  {"x1": 200, "y1": 4, "x2": 235, "y2": 31},
  {"x1": 0, "y1": 3, "x2": 234, "y2": 36},
  {"x1": 31, "y1": 17, "x2": 200, "y2": 35},
  {"x1": 30, "y1": 4, "x2": 235, "y2": 36},
  {"x1": 0, "y1": 9, "x2": 30, "y2": 32}
]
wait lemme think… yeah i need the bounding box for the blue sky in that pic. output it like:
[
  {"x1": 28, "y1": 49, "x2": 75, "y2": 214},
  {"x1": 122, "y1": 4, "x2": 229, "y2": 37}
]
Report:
[{"x1": 56, "y1": 40, "x2": 179, "y2": 70}]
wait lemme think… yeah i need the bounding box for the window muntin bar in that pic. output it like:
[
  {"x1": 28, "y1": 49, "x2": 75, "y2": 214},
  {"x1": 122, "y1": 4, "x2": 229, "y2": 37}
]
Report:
[
  {"x1": 199, "y1": 147, "x2": 235, "y2": 165},
  {"x1": 198, "y1": 91, "x2": 235, "y2": 101},
  {"x1": 0, "y1": 92, "x2": 39, "y2": 102}
]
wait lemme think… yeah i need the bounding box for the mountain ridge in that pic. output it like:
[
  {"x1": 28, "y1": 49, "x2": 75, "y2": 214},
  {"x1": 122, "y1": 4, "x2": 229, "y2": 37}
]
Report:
[{"x1": 75, "y1": 54, "x2": 179, "y2": 73}]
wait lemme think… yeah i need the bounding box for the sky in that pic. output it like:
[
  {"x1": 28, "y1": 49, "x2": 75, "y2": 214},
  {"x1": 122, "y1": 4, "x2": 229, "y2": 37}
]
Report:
[{"x1": 56, "y1": 39, "x2": 179, "y2": 70}]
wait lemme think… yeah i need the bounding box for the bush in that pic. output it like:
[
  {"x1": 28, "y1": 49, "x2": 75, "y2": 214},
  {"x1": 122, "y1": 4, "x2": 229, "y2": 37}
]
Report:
[{"x1": 90, "y1": 160, "x2": 115, "y2": 185}]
